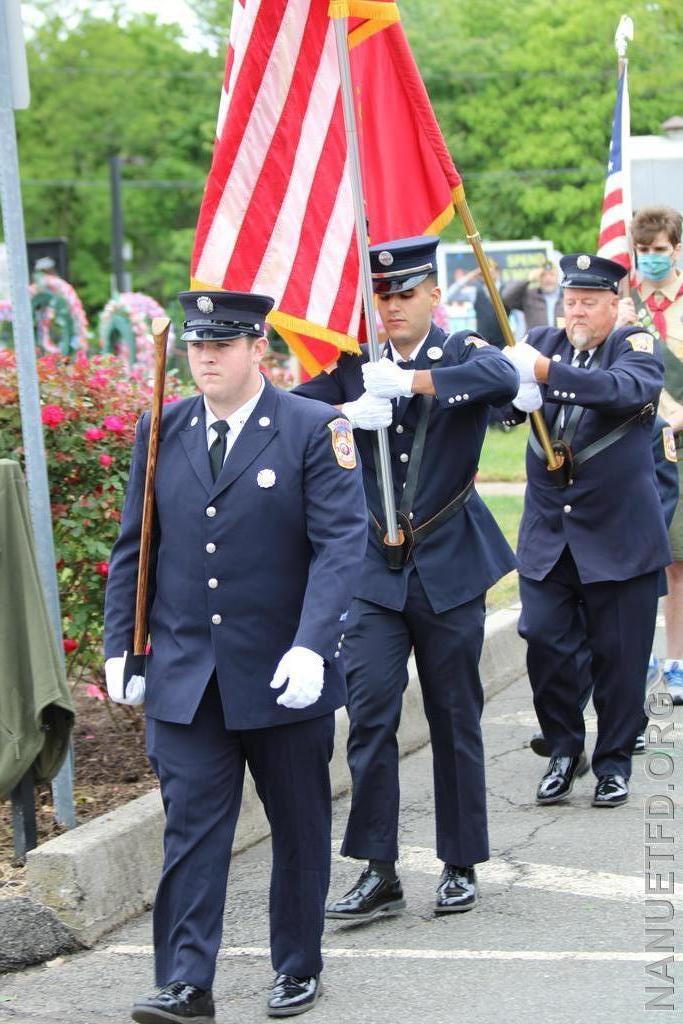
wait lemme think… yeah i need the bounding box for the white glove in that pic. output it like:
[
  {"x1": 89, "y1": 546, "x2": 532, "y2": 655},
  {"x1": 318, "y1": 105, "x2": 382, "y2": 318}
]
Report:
[
  {"x1": 341, "y1": 392, "x2": 393, "y2": 430},
  {"x1": 105, "y1": 653, "x2": 146, "y2": 706},
  {"x1": 512, "y1": 382, "x2": 543, "y2": 413},
  {"x1": 362, "y1": 358, "x2": 415, "y2": 399},
  {"x1": 502, "y1": 342, "x2": 539, "y2": 384},
  {"x1": 269, "y1": 646, "x2": 325, "y2": 710}
]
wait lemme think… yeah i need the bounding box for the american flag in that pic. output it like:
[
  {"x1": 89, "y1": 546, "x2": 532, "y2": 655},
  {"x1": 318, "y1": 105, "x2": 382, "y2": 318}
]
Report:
[
  {"x1": 596, "y1": 64, "x2": 631, "y2": 271},
  {"x1": 191, "y1": 0, "x2": 462, "y2": 375}
]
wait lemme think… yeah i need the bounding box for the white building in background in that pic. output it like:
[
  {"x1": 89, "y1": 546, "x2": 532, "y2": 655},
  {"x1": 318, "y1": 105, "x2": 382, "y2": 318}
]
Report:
[{"x1": 631, "y1": 117, "x2": 683, "y2": 214}]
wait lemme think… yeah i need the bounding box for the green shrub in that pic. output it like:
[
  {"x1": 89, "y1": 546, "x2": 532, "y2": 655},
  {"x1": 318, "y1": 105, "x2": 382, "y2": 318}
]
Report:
[{"x1": 0, "y1": 349, "x2": 185, "y2": 683}]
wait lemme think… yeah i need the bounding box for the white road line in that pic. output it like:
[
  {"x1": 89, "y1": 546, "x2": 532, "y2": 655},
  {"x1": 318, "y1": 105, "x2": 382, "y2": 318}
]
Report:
[{"x1": 105, "y1": 944, "x2": 654, "y2": 963}]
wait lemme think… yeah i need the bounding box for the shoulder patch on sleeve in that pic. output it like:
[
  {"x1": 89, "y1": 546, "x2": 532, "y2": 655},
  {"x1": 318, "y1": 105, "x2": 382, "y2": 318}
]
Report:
[
  {"x1": 663, "y1": 426, "x2": 678, "y2": 463},
  {"x1": 628, "y1": 332, "x2": 654, "y2": 354},
  {"x1": 327, "y1": 417, "x2": 357, "y2": 469},
  {"x1": 465, "y1": 336, "x2": 489, "y2": 349}
]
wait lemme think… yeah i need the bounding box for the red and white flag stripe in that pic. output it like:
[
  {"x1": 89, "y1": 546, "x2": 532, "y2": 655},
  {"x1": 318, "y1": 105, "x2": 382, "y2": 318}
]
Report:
[{"x1": 191, "y1": 0, "x2": 462, "y2": 374}]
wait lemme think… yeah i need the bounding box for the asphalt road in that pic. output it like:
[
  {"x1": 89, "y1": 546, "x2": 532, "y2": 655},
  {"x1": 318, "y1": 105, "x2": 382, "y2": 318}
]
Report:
[{"x1": 1, "y1": 668, "x2": 680, "y2": 1024}]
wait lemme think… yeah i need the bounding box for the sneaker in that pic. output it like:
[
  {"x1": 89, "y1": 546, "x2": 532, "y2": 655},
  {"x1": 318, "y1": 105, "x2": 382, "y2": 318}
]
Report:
[{"x1": 663, "y1": 660, "x2": 683, "y2": 706}]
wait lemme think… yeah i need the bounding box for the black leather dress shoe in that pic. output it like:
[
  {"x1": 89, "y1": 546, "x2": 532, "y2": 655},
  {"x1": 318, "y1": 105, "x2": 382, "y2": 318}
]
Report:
[
  {"x1": 435, "y1": 865, "x2": 478, "y2": 913},
  {"x1": 592, "y1": 774, "x2": 629, "y2": 807},
  {"x1": 529, "y1": 731, "x2": 550, "y2": 758},
  {"x1": 536, "y1": 753, "x2": 589, "y2": 805},
  {"x1": 325, "y1": 866, "x2": 406, "y2": 921},
  {"x1": 267, "y1": 974, "x2": 322, "y2": 1017},
  {"x1": 131, "y1": 982, "x2": 215, "y2": 1024}
]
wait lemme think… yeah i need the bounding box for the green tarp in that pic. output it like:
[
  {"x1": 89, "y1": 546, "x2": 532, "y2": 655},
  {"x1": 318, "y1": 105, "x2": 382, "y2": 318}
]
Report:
[{"x1": 0, "y1": 460, "x2": 73, "y2": 800}]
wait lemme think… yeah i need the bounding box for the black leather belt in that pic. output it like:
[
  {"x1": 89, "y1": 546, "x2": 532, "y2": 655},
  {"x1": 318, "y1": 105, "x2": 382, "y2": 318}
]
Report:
[{"x1": 370, "y1": 477, "x2": 475, "y2": 562}]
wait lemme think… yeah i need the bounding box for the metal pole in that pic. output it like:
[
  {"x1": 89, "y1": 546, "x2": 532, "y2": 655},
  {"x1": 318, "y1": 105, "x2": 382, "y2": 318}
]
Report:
[
  {"x1": 331, "y1": 16, "x2": 399, "y2": 544},
  {"x1": 615, "y1": 15, "x2": 634, "y2": 295},
  {"x1": 0, "y1": 18, "x2": 76, "y2": 827},
  {"x1": 109, "y1": 154, "x2": 126, "y2": 294}
]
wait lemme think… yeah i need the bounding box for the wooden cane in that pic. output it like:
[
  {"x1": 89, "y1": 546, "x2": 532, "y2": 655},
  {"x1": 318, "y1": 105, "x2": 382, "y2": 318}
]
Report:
[{"x1": 132, "y1": 317, "x2": 170, "y2": 656}]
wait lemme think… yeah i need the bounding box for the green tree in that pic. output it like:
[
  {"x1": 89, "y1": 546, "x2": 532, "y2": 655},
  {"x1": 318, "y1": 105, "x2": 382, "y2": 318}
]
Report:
[
  {"x1": 15, "y1": 8, "x2": 222, "y2": 313},
  {"x1": 403, "y1": 0, "x2": 683, "y2": 251}
]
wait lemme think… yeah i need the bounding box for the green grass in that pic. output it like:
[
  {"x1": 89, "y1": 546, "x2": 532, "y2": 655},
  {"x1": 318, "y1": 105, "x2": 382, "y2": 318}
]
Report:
[
  {"x1": 478, "y1": 423, "x2": 529, "y2": 482},
  {"x1": 480, "y1": 494, "x2": 524, "y2": 611}
]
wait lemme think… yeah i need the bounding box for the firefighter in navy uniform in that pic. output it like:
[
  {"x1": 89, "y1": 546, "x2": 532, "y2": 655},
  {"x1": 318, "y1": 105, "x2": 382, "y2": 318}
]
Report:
[
  {"x1": 294, "y1": 236, "x2": 519, "y2": 919},
  {"x1": 501, "y1": 254, "x2": 671, "y2": 808},
  {"x1": 104, "y1": 291, "x2": 367, "y2": 1023}
]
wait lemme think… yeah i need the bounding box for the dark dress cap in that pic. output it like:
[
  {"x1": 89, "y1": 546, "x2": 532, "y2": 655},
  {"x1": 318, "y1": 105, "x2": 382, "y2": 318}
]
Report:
[
  {"x1": 179, "y1": 290, "x2": 274, "y2": 342},
  {"x1": 559, "y1": 254, "x2": 627, "y2": 294},
  {"x1": 369, "y1": 236, "x2": 439, "y2": 295}
]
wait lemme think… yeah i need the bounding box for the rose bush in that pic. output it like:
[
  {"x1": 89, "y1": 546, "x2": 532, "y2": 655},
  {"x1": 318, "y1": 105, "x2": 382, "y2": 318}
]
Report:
[{"x1": 0, "y1": 349, "x2": 186, "y2": 682}]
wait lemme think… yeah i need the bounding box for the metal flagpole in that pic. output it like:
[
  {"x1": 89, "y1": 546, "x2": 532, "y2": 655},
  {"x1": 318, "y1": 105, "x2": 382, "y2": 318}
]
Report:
[
  {"x1": 615, "y1": 14, "x2": 634, "y2": 295},
  {"x1": 0, "y1": 3, "x2": 76, "y2": 827},
  {"x1": 331, "y1": 15, "x2": 400, "y2": 546}
]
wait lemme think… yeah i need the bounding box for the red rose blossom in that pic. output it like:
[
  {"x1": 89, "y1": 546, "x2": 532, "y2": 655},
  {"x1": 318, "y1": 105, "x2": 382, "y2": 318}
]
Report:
[
  {"x1": 63, "y1": 637, "x2": 79, "y2": 654},
  {"x1": 94, "y1": 561, "x2": 109, "y2": 577},
  {"x1": 84, "y1": 427, "x2": 106, "y2": 442},
  {"x1": 103, "y1": 415, "x2": 126, "y2": 434},
  {"x1": 42, "y1": 404, "x2": 66, "y2": 428}
]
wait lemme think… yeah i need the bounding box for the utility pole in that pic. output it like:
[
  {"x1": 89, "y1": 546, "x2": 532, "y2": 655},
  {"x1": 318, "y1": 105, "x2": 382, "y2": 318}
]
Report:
[
  {"x1": 109, "y1": 154, "x2": 126, "y2": 294},
  {"x1": 0, "y1": 0, "x2": 76, "y2": 829}
]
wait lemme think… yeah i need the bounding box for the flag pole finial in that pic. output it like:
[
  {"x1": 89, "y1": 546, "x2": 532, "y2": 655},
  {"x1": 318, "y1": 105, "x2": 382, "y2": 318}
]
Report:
[{"x1": 615, "y1": 15, "x2": 634, "y2": 58}]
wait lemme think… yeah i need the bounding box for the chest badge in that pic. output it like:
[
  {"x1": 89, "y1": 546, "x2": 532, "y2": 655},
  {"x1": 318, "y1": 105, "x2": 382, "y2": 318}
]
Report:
[
  {"x1": 257, "y1": 468, "x2": 276, "y2": 488},
  {"x1": 328, "y1": 417, "x2": 357, "y2": 469},
  {"x1": 427, "y1": 346, "x2": 443, "y2": 361}
]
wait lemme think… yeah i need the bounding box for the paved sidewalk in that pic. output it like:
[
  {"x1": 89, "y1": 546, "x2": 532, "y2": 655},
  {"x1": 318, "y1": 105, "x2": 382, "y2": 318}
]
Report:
[{"x1": 1, "y1": 668, "x2": 680, "y2": 1024}]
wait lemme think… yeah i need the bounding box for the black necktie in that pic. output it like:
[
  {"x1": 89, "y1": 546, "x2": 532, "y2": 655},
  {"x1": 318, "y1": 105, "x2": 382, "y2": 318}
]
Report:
[
  {"x1": 209, "y1": 420, "x2": 229, "y2": 481},
  {"x1": 575, "y1": 350, "x2": 590, "y2": 368},
  {"x1": 397, "y1": 359, "x2": 415, "y2": 369}
]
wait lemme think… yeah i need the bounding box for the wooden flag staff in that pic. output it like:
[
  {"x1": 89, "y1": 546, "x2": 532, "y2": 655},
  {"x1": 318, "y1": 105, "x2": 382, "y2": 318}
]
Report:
[{"x1": 454, "y1": 187, "x2": 562, "y2": 471}]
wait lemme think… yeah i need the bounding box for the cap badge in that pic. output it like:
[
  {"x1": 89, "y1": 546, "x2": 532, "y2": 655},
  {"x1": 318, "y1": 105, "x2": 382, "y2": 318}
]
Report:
[
  {"x1": 257, "y1": 468, "x2": 276, "y2": 488},
  {"x1": 576, "y1": 255, "x2": 591, "y2": 270},
  {"x1": 426, "y1": 346, "x2": 443, "y2": 361},
  {"x1": 197, "y1": 295, "x2": 214, "y2": 314},
  {"x1": 378, "y1": 251, "x2": 394, "y2": 267}
]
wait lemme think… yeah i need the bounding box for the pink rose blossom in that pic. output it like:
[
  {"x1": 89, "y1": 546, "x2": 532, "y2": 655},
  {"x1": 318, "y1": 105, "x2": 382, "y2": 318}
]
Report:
[
  {"x1": 99, "y1": 453, "x2": 113, "y2": 468},
  {"x1": 42, "y1": 404, "x2": 66, "y2": 428},
  {"x1": 84, "y1": 427, "x2": 106, "y2": 442},
  {"x1": 103, "y1": 415, "x2": 126, "y2": 434}
]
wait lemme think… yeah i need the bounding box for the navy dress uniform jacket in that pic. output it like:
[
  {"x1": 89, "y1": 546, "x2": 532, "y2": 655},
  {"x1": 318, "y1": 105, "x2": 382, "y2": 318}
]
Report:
[
  {"x1": 294, "y1": 325, "x2": 519, "y2": 611},
  {"x1": 104, "y1": 380, "x2": 368, "y2": 729},
  {"x1": 510, "y1": 325, "x2": 672, "y2": 583}
]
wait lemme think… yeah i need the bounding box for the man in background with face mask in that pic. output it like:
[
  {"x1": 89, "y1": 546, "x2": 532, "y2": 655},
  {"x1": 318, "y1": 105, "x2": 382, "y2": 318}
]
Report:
[
  {"x1": 617, "y1": 206, "x2": 683, "y2": 706},
  {"x1": 502, "y1": 253, "x2": 671, "y2": 809}
]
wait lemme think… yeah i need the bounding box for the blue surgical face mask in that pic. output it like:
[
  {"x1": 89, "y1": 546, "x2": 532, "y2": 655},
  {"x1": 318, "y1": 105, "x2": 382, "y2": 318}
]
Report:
[{"x1": 638, "y1": 253, "x2": 673, "y2": 282}]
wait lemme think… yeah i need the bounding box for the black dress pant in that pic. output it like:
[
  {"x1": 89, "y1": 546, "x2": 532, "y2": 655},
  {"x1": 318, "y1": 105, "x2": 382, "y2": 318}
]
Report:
[
  {"x1": 340, "y1": 569, "x2": 489, "y2": 867},
  {"x1": 519, "y1": 547, "x2": 659, "y2": 778},
  {"x1": 146, "y1": 679, "x2": 335, "y2": 989}
]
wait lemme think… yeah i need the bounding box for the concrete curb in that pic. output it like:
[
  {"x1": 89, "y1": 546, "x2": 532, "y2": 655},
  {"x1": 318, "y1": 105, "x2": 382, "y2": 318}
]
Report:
[{"x1": 4, "y1": 606, "x2": 525, "y2": 970}]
